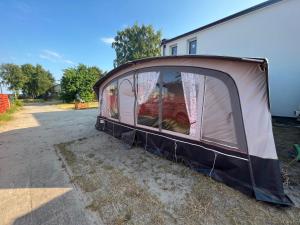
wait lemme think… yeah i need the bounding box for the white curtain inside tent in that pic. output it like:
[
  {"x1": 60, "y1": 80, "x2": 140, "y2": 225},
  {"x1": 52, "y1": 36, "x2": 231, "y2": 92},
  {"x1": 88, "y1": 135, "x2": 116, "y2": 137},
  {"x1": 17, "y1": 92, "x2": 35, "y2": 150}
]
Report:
[
  {"x1": 137, "y1": 71, "x2": 160, "y2": 105},
  {"x1": 181, "y1": 72, "x2": 201, "y2": 137}
]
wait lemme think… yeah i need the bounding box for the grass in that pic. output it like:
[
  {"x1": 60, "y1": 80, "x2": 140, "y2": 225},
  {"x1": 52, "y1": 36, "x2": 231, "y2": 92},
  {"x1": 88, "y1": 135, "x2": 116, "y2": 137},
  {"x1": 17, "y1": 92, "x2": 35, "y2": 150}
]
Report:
[
  {"x1": 57, "y1": 139, "x2": 171, "y2": 225},
  {"x1": 56, "y1": 129, "x2": 300, "y2": 225},
  {"x1": 0, "y1": 101, "x2": 23, "y2": 125},
  {"x1": 54, "y1": 142, "x2": 77, "y2": 165},
  {"x1": 56, "y1": 101, "x2": 98, "y2": 110}
]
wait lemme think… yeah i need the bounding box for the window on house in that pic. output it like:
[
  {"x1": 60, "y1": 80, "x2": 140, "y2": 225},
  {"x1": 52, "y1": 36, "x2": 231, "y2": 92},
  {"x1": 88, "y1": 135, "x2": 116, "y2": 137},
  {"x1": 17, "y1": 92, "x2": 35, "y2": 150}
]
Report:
[
  {"x1": 171, "y1": 45, "x2": 177, "y2": 56},
  {"x1": 188, "y1": 39, "x2": 197, "y2": 55}
]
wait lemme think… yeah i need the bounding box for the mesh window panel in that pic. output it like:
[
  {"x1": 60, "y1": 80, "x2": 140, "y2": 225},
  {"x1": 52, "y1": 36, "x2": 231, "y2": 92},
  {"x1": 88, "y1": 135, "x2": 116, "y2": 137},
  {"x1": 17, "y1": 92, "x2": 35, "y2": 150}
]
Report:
[
  {"x1": 162, "y1": 71, "x2": 190, "y2": 134},
  {"x1": 103, "y1": 81, "x2": 119, "y2": 119},
  {"x1": 202, "y1": 76, "x2": 238, "y2": 148}
]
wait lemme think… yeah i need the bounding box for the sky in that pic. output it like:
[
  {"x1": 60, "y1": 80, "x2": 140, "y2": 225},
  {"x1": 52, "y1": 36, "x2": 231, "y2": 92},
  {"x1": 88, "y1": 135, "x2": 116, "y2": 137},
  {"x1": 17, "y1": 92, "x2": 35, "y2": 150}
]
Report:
[{"x1": 0, "y1": 0, "x2": 265, "y2": 93}]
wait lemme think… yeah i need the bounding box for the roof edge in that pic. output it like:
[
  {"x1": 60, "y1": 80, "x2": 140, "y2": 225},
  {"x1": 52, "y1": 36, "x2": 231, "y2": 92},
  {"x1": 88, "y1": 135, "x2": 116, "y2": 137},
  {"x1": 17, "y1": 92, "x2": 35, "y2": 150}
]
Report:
[
  {"x1": 93, "y1": 55, "x2": 267, "y2": 92},
  {"x1": 161, "y1": 0, "x2": 283, "y2": 45}
]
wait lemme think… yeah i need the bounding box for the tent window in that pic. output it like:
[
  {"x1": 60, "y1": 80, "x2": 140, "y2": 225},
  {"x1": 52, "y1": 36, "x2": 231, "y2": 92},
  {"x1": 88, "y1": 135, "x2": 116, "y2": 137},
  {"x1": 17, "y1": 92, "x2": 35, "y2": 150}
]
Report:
[
  {"x1": 102, "y1": 80, "x2": 119, "y2": 119},
  {"x1": 119, "y1": 75, "x2": 134, "y2": 125},
  {"x1": 136, "y1": 71, "x2": 160, "y2": 128},
  {"x1": 161, "y1": 71, "x2": 190, "y2": 134},
  {"x1": 202, "y1": 76, "x2": 238, "y2": 148}
]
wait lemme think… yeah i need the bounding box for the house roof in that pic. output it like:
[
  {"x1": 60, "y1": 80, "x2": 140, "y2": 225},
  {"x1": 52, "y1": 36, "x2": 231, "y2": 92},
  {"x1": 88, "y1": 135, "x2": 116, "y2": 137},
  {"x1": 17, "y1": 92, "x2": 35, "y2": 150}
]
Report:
[{"x1": 161, "y1": 0, "x2": 283, "y2": 45}]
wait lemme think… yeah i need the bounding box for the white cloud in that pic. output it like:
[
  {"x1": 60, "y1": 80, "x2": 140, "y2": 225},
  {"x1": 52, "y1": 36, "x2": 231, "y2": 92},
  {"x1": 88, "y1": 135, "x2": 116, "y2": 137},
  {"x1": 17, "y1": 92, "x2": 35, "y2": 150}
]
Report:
[
  {"x1": 39, "y1": 49, "x2": 74, "y2": 64},
  {"x1": 63, "y1": 59, "x2": 74, "y2": 64},
  {"x1": 101, "y1": 37, "x2": 114, "y2": 45}
]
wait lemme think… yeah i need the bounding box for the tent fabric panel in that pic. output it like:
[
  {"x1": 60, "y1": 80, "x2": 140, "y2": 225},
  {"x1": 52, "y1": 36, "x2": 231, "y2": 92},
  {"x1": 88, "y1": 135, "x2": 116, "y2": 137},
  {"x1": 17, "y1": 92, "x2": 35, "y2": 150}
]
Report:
[
  {"x1": 119, "y1": 75, "x2": 135, "y2": 125},
  {"x1": 250, "y1": 155, "x2": 292, "y2": 205},
  {"x1": 96, "y1": 117, "x2": 292, "y2": 205},
  {"x1": 232, "y1": 65, "x2": 277, "y2": 159},
  {"x1": 202, "y1": 76, "x2": 239, "y2": 148},
  {"x1": 97, "y1": 57, "x2": 276, "y2": 159}
]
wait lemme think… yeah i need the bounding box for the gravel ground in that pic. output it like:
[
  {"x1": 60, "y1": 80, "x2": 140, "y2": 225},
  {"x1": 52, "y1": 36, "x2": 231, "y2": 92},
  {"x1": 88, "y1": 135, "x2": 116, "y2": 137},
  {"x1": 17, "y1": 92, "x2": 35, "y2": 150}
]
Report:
[{"x1": 0, "y1": 104, "x2": 100, "y2": 225}]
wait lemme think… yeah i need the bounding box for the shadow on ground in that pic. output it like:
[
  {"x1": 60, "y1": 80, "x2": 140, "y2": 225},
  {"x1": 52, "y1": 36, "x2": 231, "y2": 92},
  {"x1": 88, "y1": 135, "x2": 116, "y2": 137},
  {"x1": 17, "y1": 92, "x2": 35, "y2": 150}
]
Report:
[{"x1": 0, "y1": 105, "x2": 98, "y2": 225}]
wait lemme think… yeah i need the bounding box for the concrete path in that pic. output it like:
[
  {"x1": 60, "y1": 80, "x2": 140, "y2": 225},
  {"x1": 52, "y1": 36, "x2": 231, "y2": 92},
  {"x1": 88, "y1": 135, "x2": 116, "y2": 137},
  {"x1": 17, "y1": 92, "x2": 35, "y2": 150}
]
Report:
[{"x1": 0, "y1": 104, "x2": 99, "y2": 225}]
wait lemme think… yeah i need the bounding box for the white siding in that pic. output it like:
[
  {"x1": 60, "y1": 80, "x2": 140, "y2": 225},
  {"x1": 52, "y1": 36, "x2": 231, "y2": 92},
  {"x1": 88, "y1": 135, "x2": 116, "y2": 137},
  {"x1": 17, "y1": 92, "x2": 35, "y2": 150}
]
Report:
[{"x1": 163, "y1": 0, "x2": 300, "y2": 117}]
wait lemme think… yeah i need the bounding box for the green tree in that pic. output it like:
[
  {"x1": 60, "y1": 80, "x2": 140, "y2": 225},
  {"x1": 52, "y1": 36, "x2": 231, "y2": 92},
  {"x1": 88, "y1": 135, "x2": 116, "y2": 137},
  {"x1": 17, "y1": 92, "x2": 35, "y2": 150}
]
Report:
[
  {"x1": 21, "y1": 64, "x2": 55, "y2": 98},
  {"x1": 112, "y1": 23, "x2": 162, "y2": 67},
  {"x1": 60, "y1": 64, "x2": 103, "y2": 102},
  {"x1": 0, "y1": 63, "x2": 26, "y2": 96},
  {"x1": 21, "y1": 64, "x2": 36, "y2": 97}
]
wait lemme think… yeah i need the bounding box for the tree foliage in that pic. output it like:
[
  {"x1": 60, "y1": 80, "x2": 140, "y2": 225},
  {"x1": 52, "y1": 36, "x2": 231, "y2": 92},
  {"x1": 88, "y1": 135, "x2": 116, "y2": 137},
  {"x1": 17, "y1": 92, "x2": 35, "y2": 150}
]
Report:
[
  {"x1": 21, "y1": 64, "x2": 55, "y2": 98},
  {"x1": 60, "y1": 64, "x2": 103, "y2": 102},
  {"x1": 0, "y1": 63, "x2": 55, "y2": 98},
  {"x1": 0, "y1": 63, "x2": 26, "y2": 95},
  {"x1": 112, "y1": 23, "x2": 162, "y2": 67}
]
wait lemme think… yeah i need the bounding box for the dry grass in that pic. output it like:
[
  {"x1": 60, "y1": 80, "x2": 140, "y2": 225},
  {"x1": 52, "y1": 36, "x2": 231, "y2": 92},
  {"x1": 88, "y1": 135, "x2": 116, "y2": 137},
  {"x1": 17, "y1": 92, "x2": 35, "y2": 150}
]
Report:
[
  {"x1": 83, "y1": 168, "x2": 169, "y2": 225},
  {"x1": 56, "y1": 130, "x2": 300, "y2": 225},
  {"x1": 55, "y1": 142, "x2": 77, "y2": 165},
  {"x1": 56, "y1": 101, "x2": 98, "y2": 110},
  {"x1": 56, "y1": 139, "x2": 172, "y2": 224}
]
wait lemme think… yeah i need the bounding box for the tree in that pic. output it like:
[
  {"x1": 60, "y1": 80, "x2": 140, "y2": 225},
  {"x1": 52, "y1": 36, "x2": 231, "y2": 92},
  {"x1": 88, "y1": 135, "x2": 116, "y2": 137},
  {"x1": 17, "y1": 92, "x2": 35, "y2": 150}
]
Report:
[
  {"x1": 21, "y1": 64, "x2": 36, "y2": 97},
  {"x1": 0, "y1": 63, "x2": 26, "y2": 96},
  {"x1": 60, "y1": 64, "x2": 103, "y2": 102},
  {"x1": 21, "y1": 64, "x2": 55, "y2": 98},
  {"x1": 112, "y1": 23, "x2": 162, "y2": 67}
]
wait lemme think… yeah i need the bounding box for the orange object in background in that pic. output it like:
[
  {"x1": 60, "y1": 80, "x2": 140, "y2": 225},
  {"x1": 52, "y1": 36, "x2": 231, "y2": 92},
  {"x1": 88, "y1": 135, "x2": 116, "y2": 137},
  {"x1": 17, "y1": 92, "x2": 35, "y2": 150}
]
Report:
[
  {"x1": 74, "y1": 102, "x2": 89, "y2": 110},
  {"x1": 0, "y1": 94, "x2": 10, "y2": 113}
]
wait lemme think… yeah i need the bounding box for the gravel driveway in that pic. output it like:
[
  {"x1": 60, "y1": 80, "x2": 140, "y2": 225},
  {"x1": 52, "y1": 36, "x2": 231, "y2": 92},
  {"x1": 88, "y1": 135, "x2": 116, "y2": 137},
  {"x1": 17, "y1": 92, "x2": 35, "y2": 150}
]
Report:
[
  {"x1": 1, "y1": 103, "x2": 299, "y2": 225},
  {"x1": 0, "y1": 104, "x2": 100, "y2": 225}
]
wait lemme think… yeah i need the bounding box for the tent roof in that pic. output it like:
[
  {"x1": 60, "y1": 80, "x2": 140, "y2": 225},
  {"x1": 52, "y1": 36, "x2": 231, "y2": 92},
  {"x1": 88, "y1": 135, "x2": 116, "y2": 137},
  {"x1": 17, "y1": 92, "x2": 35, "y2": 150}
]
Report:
[{"x1": 93, "y1": 55, "x2": 267, "y2": 92}]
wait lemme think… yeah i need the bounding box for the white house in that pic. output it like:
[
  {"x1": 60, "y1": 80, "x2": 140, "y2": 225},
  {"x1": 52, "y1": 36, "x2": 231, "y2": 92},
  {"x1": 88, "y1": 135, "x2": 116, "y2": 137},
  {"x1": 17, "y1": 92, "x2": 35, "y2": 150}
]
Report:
[{"x1": 161, "y1": 0, "x2": 300, "y2": 117}]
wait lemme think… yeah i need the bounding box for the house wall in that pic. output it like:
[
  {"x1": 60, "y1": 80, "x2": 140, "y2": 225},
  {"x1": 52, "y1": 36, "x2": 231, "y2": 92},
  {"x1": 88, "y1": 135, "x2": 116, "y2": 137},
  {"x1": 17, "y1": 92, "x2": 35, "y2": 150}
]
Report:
[{"x1": 162, "y1": 0, "x2": 300, "y2": 117}]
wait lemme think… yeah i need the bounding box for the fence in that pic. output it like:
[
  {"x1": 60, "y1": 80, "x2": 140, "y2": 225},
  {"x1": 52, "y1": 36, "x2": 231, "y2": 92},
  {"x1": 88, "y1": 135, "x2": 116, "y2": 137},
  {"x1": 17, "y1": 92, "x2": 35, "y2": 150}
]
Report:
[{"x1": 0, "y1": 94, "x2": 10, "y2": 113}]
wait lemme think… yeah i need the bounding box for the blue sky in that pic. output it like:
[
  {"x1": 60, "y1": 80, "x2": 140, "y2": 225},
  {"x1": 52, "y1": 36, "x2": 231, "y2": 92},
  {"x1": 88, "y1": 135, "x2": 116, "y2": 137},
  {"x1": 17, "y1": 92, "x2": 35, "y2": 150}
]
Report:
[{"x1": 0, "y1": 0, "x2": 265, "y2": 92}]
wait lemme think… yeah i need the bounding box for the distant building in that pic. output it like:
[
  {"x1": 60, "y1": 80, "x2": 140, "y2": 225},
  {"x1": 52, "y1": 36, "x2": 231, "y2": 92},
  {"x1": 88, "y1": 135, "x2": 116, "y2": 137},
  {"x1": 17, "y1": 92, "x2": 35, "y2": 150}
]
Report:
[
  {"x1": 53, "y1": 84, "x2": 61, "y2": 94},
  {"x1": 161, "y1": 0, "x2": 300, "y2": 117}
]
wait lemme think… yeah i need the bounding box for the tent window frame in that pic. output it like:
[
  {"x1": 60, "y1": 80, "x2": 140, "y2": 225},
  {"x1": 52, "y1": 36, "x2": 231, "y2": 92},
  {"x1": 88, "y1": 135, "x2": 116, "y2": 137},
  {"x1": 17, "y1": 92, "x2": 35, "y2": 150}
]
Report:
[
  {"x1": 135, "y1": 69, "x2": 161, "y2": 132},
  {"x1": 101, "y1": 79, "x2": 119, "y2": 121},
  {"x1": 100, "y1": 66, "x2": 248, "y2": 154}
]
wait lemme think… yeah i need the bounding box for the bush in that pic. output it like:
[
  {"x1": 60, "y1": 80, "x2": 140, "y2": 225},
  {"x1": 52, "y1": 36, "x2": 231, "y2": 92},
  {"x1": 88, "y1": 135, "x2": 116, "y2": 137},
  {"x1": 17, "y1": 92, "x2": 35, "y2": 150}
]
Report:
[
  {"x1": 60, "y1": 64, "x2": 103, "y2": 103},
  {"x1": 0, "y1": 101, "x2": 22, "y2": 123}
]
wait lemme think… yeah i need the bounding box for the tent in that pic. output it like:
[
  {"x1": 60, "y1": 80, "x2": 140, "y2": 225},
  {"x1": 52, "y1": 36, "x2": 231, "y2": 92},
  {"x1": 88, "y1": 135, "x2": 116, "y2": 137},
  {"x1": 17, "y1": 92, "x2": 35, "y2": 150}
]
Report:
[{"x1": 93, "y1": 55, "x2": 292, "y2": 205}]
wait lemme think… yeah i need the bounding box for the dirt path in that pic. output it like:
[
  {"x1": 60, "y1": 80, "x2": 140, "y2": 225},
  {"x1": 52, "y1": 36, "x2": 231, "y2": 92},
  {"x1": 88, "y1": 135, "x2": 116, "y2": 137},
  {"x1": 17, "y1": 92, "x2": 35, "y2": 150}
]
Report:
[{"x1": 0, "y1": 104, "x2": 100, "y2": 225}]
